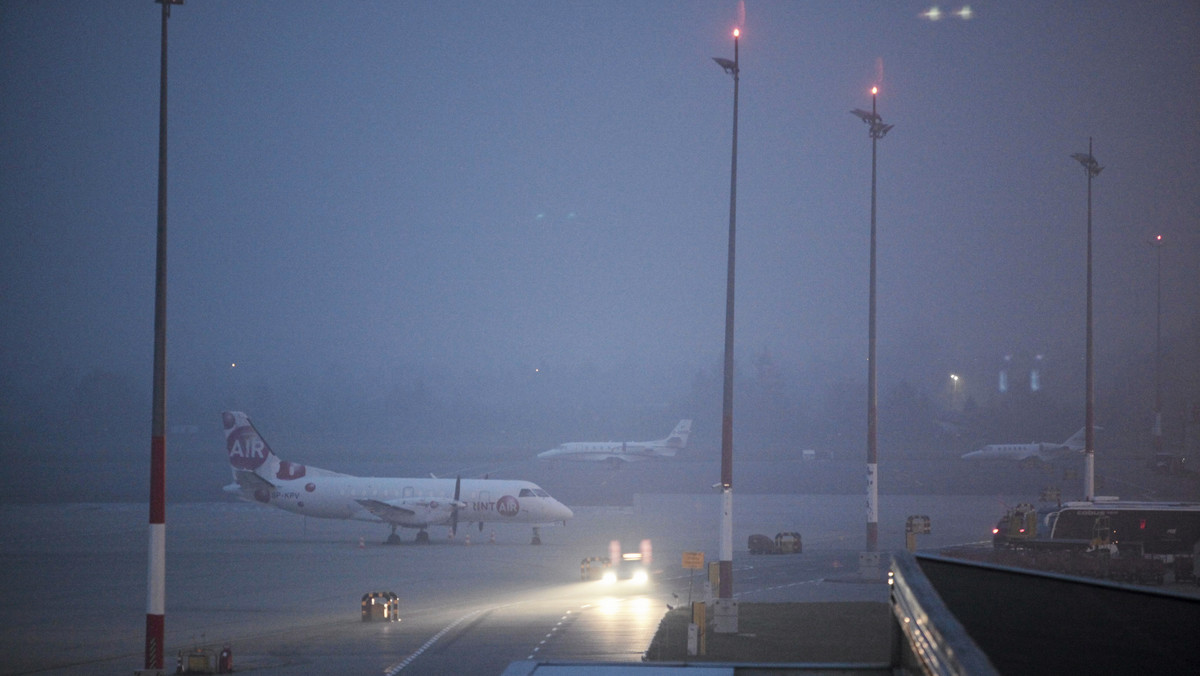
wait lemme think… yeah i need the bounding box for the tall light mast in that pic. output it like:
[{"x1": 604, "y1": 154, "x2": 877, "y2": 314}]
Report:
[
  {"x1": 851, "y1": 88, "x2": 892, "y2": 551},
  {"x1": 712, "y1": 26, "x2": 740, "y2": 632},
  {"x1": 1071, "y1": 139, "x2": 1102, "y2": 501}
]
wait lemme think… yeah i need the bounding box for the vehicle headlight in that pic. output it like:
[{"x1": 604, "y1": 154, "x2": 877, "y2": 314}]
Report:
[
  {"x1": 631, "y1": 569, "x2": 649, "y2": 584},
  {"x1": 600, "y1": 570, "x2": 617, "y2": 584}
]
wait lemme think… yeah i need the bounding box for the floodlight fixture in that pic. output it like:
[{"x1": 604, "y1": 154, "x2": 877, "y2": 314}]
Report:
[
  {"x1": 155, "y1": 0, "x2": 185, "y2": 15},
  {"x1": 851, "y1": 107, "x2": 892, "y2": 140},
  {"x1": 1072, "y1": 152, "x2": 1103, "y2": 177},
  {"x1": 851, "y1": 108, "x2": 878, "y2": 124}
]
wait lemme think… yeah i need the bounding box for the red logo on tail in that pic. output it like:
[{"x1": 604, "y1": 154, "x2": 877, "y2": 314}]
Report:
[{"x1": 227, "y1": 427, "x2": 269, "y2": 470}]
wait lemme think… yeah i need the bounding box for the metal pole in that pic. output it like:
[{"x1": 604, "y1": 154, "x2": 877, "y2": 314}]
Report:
[
  {"x1": 146, "y1": 0, "x2": 179, "y2": 669},
  {"x1": 866, "y1": 91, "x2": 879, "y2": 552},
  {"x1": 851, "y1": 90, "x2": 890, "y2": 551},
  {"x1": 1153, "y1": 235, "x2": 1163, "y2": 453},
  {"x1": 1071, "y1": 138, "x2": 1101, "y2": 502},
  {"x1": 1085, "y1": 139, "x2": 1095, "y2": 502},
  {"x1": 1071, "y1": 142, "x2": 1101, "y2": 501},
  {"x1": 718, "y1": 31, "x2": 738, "y2": 603}
]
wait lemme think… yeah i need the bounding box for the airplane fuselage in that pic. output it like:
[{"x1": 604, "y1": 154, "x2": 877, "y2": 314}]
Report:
[
  {"x1": 961, "y1": 442, "x2": 1085, "y2": 464},
  {"x1": 226, "y1": 474, "x2": 571, "y2": 528},
  {"x1": 961, "y1": 427, "x2": 1088, "y2": 462},
  {"x1": 537, "y1": 442, "x2": 662, "y2": 463},
  {"x1": 220, "y1": 410, "x2": 573, "y2": 542},
  {"x1": 537, "y1": 420, "x2": 691, "y2": 464}
]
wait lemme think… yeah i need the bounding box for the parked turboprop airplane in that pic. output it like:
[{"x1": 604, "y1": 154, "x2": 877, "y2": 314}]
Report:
[
  {"x1": 961, "y1": 427, "x2": 1089, "y2": 464},
  {"x1": 536, "y1": 419, "x2": 692, "y2": 467},
  {"x1": 221, "y1": 411, "x2": 573, "y2": 544}
]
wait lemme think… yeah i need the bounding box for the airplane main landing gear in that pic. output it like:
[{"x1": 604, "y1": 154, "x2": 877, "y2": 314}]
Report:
[
  {"x1": 385, "y1": 525, "x2": 402, "y2": 545},
  {"x1": 531, "y1": 527, "x2": 542, "y2": 545},
  {"x1": 415, "y1": 529, "x2": 430, "y2": 544}
]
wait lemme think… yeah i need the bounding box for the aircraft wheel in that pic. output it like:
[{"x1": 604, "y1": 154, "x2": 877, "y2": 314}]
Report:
[
  {"x1": 416, "y1": 530, "x2": 430, "y2": 544},
  {"x1": 385, "y1": 533, "x2": 402, "y2": 546}
]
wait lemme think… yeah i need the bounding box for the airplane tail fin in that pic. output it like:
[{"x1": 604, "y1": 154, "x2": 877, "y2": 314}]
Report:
[
  {"x1": 1062, "y1": 426, "x2": 1094, "y2": 451},
  {"x1": 222, "y1": 411, "x2": 310, "y2": 483},
  {"x1": 659, "y1": 419, "x2": 692, "y2": 455}
]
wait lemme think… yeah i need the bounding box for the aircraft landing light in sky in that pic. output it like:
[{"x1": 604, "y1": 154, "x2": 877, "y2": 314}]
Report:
[
  {"x1": 961, "y1": 427, "x2": 1090, "y2": 464},
  {"x1": 221, "y1": 411, "x2": 573, "y2": 544},
  {"x1": 537, "y1": 419, "x2": 692, "y2": 467}
]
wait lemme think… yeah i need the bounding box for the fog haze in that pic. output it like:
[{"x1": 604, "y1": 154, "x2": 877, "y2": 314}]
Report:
[{"x1": 2, "y1": 2, "x2": 1198, "y2": 481}]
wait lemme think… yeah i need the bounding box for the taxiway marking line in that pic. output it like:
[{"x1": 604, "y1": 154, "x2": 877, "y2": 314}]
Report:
[{"x1": 384, "y1": 608, "x2": 484, "y2": 674}]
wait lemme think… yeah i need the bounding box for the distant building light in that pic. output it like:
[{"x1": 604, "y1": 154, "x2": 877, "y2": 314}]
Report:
[
  {"x1": 998, "y1": 370, "x2": 1008, "y2": 393},
  {"x1": 1030, "y1": 369, "x2": 1040, "y2": 392}
]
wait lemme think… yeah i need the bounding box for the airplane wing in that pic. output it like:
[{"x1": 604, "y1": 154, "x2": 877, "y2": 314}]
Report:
[
  {"x1": 356, "y1": 498, "x2": 417, "y2": 523},
  {"x1": 1046, "y1": 443, "x2": 1084, "y2": 458}
]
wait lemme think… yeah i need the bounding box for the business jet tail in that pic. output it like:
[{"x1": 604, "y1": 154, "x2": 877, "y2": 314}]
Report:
[
  {"x1": 656, "y1": 419, "x2": 692, "y2": 456},
  {"x1": 1061, "y1": 426, "x2": 1096, "y2": 451}
]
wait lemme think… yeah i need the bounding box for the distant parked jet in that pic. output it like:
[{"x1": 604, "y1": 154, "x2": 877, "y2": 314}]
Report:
[
  {"x1": 537, "y1": 420, "x2": 692, "y2": 467},
  {"x1": 961, "y1": 427, "x2": 1089, "y2": 464}
]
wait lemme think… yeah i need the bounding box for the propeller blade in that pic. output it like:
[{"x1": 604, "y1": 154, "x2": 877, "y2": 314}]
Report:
[{"x1": 451, "y1": 475, "x2": 461, "y2": 537}]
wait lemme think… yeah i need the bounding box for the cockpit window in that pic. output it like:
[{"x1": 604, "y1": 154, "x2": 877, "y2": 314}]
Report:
[
  {"x1": 535, "y1": 489, "x2": 550, "y2": 498},
  {"x1": 519, "y1": 488, "x2": 535, "y2": 497}
]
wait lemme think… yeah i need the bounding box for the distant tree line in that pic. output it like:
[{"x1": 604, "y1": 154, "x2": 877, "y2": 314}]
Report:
[{"x1": 1, "y1": 330, "x2": 1196, "y2": 464}]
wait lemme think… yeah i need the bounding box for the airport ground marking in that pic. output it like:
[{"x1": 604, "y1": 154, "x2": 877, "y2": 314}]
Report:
[
  {"x1": 527, "y1": 606, "x2": 582, "y2": 659},
  {"x1": 383, "y1": 607, "x2": 486, "y2": 674},
  {"x1": 733, "y1": 577, "x2": 825, "y2": 599},
  {"x1": 385, "y1": 599, "x2": 534, "y2": 673}
]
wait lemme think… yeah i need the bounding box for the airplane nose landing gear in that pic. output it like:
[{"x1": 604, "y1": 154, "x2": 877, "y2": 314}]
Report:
[{"x1": 531, "y1": 526, "x2": 542, "y2": 545}]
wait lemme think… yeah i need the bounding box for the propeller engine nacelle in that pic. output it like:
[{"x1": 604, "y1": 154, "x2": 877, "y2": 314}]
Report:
[
  {"x1": 381, "y1": 498, "x2": 466, "y2": 528},
  {"x1": 361, "y1": 476, "x2": 467, "y2": 533}
]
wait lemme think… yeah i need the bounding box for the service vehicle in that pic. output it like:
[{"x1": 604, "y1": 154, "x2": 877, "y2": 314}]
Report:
[{"x1": 992, "y1": 499, "x2": 1200, "y2": 557}]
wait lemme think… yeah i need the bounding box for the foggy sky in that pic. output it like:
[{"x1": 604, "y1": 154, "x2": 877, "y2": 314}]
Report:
[{"x1": 2, "y1": 2, "x2": 1198, "y2": 433}]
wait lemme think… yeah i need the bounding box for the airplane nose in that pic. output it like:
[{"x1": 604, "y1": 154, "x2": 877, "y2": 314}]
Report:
[{"x1": 557, "y1": 501, "x2": 574, "y2": 521}]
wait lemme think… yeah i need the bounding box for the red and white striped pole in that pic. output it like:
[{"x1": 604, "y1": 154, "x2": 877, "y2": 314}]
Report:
[{"x1": 146, "y1": 0, "x2": 181, "y2": 669}]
